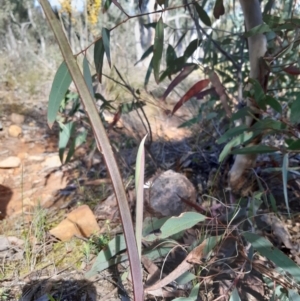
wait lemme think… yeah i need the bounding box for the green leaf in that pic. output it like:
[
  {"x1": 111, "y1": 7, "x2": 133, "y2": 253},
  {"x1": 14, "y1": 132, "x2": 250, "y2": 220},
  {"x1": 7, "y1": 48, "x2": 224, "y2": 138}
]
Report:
[
  {"x1": 230, "y1": 288, "x2": 241, "y2": 301},
  {"x1": 159, "y1": 56, "x2": 186, "y2": 82},
  {"x1": 282, "y1": 153, "x2": 290, "y2": 217},
  {"x1": 153, "y1": 17, "x2": 164, "y2": 83},
  {"x1": 83, "y1": 56, "x2": 94, "y2": 97},
  {"x1": 243, "y1": 232, "x2": 300, "y2": 282},
  {"x1": 135, "y1": 45, "x2": 153, "y2": 66},
  {"x1": 231, "y1": 107, "x2": 252, "y2": 121},
  {"x1": 265, "y1": 95, "x2": 282, "y2": 113},
  {"x1": 102, "y1": 27, "x2": 111, "y2": 68},
  {"x1": 103, "y1": 0, "x2": 112, "y2": 12},
  {"x1": 288, "y1": 139, "x2": 300, "y2": 150},
  {"x1": 244, "y1": 23, "x2": 271, "y2": 37},
  {"x1": 94, "y1": 38, "x2": 105, "y2": 82},
  {"x1": 143, "y1": 212, "x2": 206, "y2": 242},
  {"x1": 178, "y1": 116, "x2": 201, "y2": 128},
  {"x1": 176, "y1": 272, "x2": 196, "y2": 285},
  {"x1": 58, "y1": 121, "x2": 75, "y2": 163},
  {"x1": 252, "y1": 118, "x2": 286, "y2": 131},
  {"x1": 144, "y1": 57, "x2": 153, "y2": 87},
  {"x1": 248, "y1": 78, "x2": 265, "y2": 105},
  {"x1": 217, "y1": 125, "x2": 248, "y2": 144},
  {"x1": 48, "y1": 61, "x2": 72, "y2": 128},
  {"x1": 183, "y1": 39, "x2": 201, "y2": 60},
  {"x1": 218, "y1": 132, "x2": 255, "y2": 162},
  {"x1": 189, "y1": 283, "x2": 200, "y2": 298},
  {"x1": 194, "y1": 3, "x2": 211, "y2": 26},
  {"x1": 231, "y1": 145, "x2": 277, "y2": 155},
  {"x1": 290, "y1": 95, "x2": 300, "y2": 124},
  {"x1": 85, "y1": 235, "x2": 127, "y2": 278},
  {"x1": 166, "y1": 44, "x2": 177, "y2": 67},
  {"x1": 288, "y1": 289, "x2": 300, "y2": 301}
]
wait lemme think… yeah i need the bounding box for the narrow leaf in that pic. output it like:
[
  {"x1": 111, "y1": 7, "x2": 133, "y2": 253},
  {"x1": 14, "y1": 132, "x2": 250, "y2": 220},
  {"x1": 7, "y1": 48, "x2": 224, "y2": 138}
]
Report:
[
  {"x1": 135, "y1": 45, "x2": 153, "y2": 66},
  {"x1": 231, "y1": 145, "x2": 277, "y2": 155},
  {"x1": 264, "y1": 95, "x2": 282, "y2": 113},
  {"x1": 290, "y1": 95, "x2": 300, "y2": 124},
  {"x1": 243, "y1": 232, "x2": 300, "y2": 282},
  {"x1": 94, "y1": 38, "x2": 105, "y2": 82},
  {"x1": 218, "y1": 132, "x2": 256, "y2": 162},
  {"x1": 172, "y1": 79, "x2": 210, "y2": 114},
  {"x1": 111, "y1": 0, "x2": 128, "y2": 15},
  {"x1": 248, "y1": 78, "x2": 265, "y2": 104},
  {"x1": 194, "y1": 3, "x2": 211, "y2": 26},
  {"x1": 213, "y1": 0, "x2": 225, "y2": 19},
  {"x1": 144, "y1": 212, "x2": 206, "y2": 242},
  {"x1": 83, "y1": 56, "x2": 94, "y2": 97},
  {"x1": 153, "y1": 17, "x2": 164, "y2": 83},
  {"x1": 58, "y1": 122, "x2": 75, "y2": 163},
  {"x1": 135, "y1": 134, "x2": 148, "y2": 260},
  {"x1": 183, "y1": 39, "x2": 201, "y2": 60},
  {"x1": 103, "y1": 0, "x2": 112, "y2": 13},
  {"x1": 86, "y1": 235, "x2": 127, "y2": 277},
  {"x1": 102, "y1": 27, "x2": 111, "y2": 68},
  {"x1": 48, "y1": 61, "x2": 72, "y2": 128},
  {"x1": 162, "y1": 64, "x2": 197, "y2": 101},
  {"x1": 244, "y1": 24, "x2": 271, "y2": 37},
  {"x1": 282, "y1": 153, "x2": 290, "y2": 217},
  {"x1": 284, "y1": 65, "x2": 300, "y2": 75},
  {"x1": 288, "y1": 139, "x2": 300, "y2": 150},
  {"x1": 217, "y1": 125, "x2": 248, "y2": 144},
  {"x1": 166, "y1": 44, "x2": 177, "y2": 67},
  {"x1": 230, "y1": 288, "x2": 241, "y2": 301},
  {"x1": 144, "y1": 57, "x2": 153, "y2": 87}
]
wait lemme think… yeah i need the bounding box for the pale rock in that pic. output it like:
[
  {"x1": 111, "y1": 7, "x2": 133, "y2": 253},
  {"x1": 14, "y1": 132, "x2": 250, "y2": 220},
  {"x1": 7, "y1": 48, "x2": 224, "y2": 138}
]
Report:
[
  {"x1": 10, "y1": 113, "x2": 25, "y2": 125},
  {"x1": 8, "y1": 125, "x2": 22, "y2": 138},
  {"x1": 50, "y1": 205, "x2": 100, "y2": 241},
  {"x1": 0, "y1": 156, "x2": 21, "y2": 168},
  {"x1": 22, "y1": 197, "x2": 34, "y2": 206},
  {"x1": 0, "y1": 236, "x2": 9, "y2": 251},
  {"x1": 28, "y1": 155, "x2": 44, "y2": 162},
  {"x1": 42, "y1": 154, "x2": 61, "y2": 169},
  {"x1": 17, "y1": 152, "x2": 28, "y2": 160}
]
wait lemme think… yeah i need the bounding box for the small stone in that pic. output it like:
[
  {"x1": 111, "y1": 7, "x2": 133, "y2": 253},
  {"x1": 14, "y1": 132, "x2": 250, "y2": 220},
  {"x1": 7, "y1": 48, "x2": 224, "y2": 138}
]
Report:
[
  {"x1": 28, "y1": 155, "x2": 45, "y2": 162},
  {"x1": 42, "y1": 154, "x2": 61, "y2": 169},
  {"x1": 10, "y1": 113, "x2": 25, "y2": 125},
  {"x1": 17, "y1": 152, "x2": 28, "y2": 160},
  {"x1": 8, "y1": 125, "x2": 22, "y2": 138},
  {"x1": 0, "y1": 156, "x2": 21, "y2": 168}
]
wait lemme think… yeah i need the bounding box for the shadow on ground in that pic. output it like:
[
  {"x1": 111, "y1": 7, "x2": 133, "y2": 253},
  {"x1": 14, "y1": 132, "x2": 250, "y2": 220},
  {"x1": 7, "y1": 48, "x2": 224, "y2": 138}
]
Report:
[{"x1": 20, "y1": 278, "x2": 97, "y2": 301}]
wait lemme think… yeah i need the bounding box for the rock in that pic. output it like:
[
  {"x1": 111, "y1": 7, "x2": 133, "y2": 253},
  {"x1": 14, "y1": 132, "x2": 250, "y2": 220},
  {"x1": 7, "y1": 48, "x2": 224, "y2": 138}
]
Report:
[
  {"x1": 0, "y1": 156, "x2": 21, "y2": 168},
  {"x1": 28, "y1": 155, "x2": 44, "y2": 162},
  {"x1": 148, "y1": 170, "x2": 196, "y2": 217},
  {"x1": 8, "y1": 125, "x2": 22, "y2": 138},
  {"x1": 49, "y1": 205, "x2": 100, "y2": 241},
  {"x1": 0, "y1": 236, "x2": 9, "y2": 251},
  {"x1": 42, "y1": 154, "x2": 61, "y2": 169},
  {"x1": 17, "y1": 152, "x2": 28, "y2": 160},
  {"x1": 10, "y1": 113, "x2": 25, "y2": 125}
]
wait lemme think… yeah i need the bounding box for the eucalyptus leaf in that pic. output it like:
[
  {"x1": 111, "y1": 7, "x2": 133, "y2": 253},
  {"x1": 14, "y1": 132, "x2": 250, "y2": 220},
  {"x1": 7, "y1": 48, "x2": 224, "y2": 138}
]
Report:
[
  {"x1": 48, "y1": 61, "x2": 72, "y2": 128},
  {"x1": 194, "y1": 3, "x2": 211, "y2": 26},
  {"x1": 153, "y1": 17, "x2": 164, "y2": 83},
  {"x1": 243, "y1": 233, "x2": 300, "y2": 282}
]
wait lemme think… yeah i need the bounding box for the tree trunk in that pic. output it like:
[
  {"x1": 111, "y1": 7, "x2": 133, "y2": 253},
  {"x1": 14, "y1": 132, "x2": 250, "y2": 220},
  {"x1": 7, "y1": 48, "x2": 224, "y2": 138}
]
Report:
[{"x1": 229, "y1": 0, "x2": 268, "y2": 196}]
